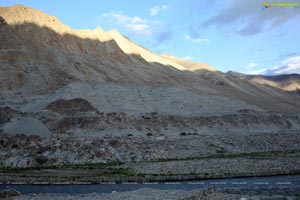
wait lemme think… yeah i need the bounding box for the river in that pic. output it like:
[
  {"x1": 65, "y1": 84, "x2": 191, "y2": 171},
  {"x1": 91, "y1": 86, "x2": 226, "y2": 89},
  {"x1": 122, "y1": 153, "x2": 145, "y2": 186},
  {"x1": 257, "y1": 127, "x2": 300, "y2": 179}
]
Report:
[{"x1": 1, "y1": 175, "x2": 299, "y2": 195}]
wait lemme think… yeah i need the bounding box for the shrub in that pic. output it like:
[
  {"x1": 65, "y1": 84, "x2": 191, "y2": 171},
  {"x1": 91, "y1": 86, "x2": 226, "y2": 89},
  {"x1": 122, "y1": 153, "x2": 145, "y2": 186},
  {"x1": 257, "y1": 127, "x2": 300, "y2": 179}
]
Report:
[
  {"x1": 36, "y1": 155, "x2": 48, "y2": 165},
  {"x1": 146, "y1": 133, "x2": 153, "y2": 136}
]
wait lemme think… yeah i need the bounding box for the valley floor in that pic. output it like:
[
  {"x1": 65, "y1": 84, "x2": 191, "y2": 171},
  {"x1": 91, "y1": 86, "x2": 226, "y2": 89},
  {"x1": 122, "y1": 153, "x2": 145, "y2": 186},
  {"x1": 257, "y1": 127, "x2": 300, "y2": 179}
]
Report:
[
  {"x1": 1, "y1": 130, "x2": 300, "y2": 184},
  {"x1": 3, "y1": 186, "x2": 300, "y2": 200}
]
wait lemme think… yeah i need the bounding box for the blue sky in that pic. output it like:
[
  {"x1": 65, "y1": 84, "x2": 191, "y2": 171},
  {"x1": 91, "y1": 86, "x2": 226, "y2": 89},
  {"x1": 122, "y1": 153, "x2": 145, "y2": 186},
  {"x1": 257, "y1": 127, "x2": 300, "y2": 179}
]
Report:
[{"x1": 1, "y1": 0, "x2": 300, "y2": 75}]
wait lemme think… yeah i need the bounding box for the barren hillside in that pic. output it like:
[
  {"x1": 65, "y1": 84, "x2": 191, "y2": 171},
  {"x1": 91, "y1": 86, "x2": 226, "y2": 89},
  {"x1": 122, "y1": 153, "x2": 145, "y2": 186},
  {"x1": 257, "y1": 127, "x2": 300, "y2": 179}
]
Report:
[{"x1": 249, "y1": 74, "x2": 300, "y2": 91}]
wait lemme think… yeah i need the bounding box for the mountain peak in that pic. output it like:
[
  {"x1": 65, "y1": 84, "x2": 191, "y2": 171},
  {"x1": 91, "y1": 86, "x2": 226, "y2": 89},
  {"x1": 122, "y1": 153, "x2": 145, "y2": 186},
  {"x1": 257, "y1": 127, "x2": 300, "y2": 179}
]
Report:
[
  {"x1": 107, "y1": 29, "x2": 122, "y2": 36},
  {"x1": 11, "y1": 4, "x2": 27, "y2": 8},
  {"x1": 93, "y1": 27, "x2": 105, "y2": 33},
  {"x1": 0, "y1": 4, "x2": 71, "y2": 35}
]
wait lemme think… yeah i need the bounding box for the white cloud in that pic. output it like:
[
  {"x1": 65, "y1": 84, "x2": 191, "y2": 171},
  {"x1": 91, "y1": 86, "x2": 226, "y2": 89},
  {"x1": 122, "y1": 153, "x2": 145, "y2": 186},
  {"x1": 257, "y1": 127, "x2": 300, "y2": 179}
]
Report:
[
  {"x1": 184, "y1": 35, "x2": 210, "y2": 43},
  {"x1": 247, "y1": 62, "x2": 259, "y2": 68},
  {"x1": 250, "y1": 56, "x2": 300, "y2": 75},
  {"x1": 100, "y1": 11, "x2": 152, "y2": 35},
  {"x1": 182, "y1": 56, "x2": 193, "y2": 60},
  {"x1": 98, "y1": 11, "x2": 174, "y2": 44},
  {"x1": 202, "y1": 0, "x2": 300, "y2": 35},
  {"x1": 249, "y1": 68, "x2": 268, "y2": 75},
  {"x1": 150, "y1": 5, "x2": 170, "y2": 16}
]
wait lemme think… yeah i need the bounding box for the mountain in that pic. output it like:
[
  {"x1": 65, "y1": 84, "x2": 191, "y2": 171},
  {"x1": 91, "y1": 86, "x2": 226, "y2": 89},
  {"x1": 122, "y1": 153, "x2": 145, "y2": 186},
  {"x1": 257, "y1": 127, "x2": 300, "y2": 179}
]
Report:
[
  {"x1": 1, "y1": 4, "x2": 300, "y2": 113},
  {"x1": 0, "y1": 4, "x2": 216, "y2": 93},
  {"x1": 247, "y1": 74, "x2": 300, "y2": 92},
  {"x1": 228, "y1": 71, "x2": 300, "y2": 92}
]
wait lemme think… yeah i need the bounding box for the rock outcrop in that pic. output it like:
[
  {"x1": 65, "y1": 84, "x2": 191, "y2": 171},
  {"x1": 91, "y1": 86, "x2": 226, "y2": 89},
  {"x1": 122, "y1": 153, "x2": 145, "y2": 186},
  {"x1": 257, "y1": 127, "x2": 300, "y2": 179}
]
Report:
[
  {"x1": 45, "y1": 98, "x2": 98, "y2": 114},
  {"x1": 0, "y1": 189, "x2": 21, "y2": 198}
]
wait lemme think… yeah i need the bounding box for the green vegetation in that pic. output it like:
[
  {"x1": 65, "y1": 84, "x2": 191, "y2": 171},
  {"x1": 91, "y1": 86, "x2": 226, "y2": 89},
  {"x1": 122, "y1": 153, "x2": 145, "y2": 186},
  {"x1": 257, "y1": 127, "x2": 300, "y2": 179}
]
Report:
[
  {"x1": 0, "y1": 161, "x2": 137, "y2": 178},
  {"x1": 58, "y1": 162, "x2": 123, "y2": 170},
  {"x1": 100, "y1": 168, "x2": 136, "y2": 176},
  {"x1": 146, "y1": 132, "x2": 153, "y2": 136},
  {"x1": 154, "y1": 149, "x2": 300, "y2": 163},
  {"x1": 36, "y1": 155, "x2": 49, "y2": 165},
  {"x1": 1, "y1": 149, "x2": 300, "y2": 180}
]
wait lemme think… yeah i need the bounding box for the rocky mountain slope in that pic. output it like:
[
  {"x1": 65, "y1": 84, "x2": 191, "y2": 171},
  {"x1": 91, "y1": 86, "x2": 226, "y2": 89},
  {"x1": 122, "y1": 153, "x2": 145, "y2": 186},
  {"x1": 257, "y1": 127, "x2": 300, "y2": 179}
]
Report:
[
  {"x1": 228, "y1": 71, "x2": 300, "y2": 92},
  {"x1": 0, "y1": 4, "x2": 205, "y2": 93},
  {"x1": 247, "y1": 74, "x2": 300, "y2": 92}
]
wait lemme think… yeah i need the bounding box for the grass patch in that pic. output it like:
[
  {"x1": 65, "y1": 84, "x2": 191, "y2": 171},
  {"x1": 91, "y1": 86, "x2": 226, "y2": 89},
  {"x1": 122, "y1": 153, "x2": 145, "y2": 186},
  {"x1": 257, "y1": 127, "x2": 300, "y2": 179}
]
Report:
[
  {"x1": 0, "y1": 162, "x2": 137, "y2": 178},
  {"x1": 59, "y1": 162, "x2": 123, "y2": 170},
  {"x1": 100, "y1": 168, "x2": 136, "y2": 176},
  {"x1": 154, "y1": 149, "x2": 300, "y2": 163},
  {"x1": 1, "y1": 149, "x2": 300, "y2": 175}
]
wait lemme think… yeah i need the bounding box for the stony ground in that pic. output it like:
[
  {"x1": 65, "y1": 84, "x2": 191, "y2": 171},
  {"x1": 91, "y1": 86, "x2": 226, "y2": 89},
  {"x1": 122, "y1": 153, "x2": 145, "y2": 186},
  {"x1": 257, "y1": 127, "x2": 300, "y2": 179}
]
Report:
[
  {"x1": 2, "y1": 187, "x2": 300, "y2": 200},
  {"x1": 1, "y1": 130, "x2": 300, "y2": 183},
  {"x1": 1, "y1": 129, "x2": 300, "y2": 167}
]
